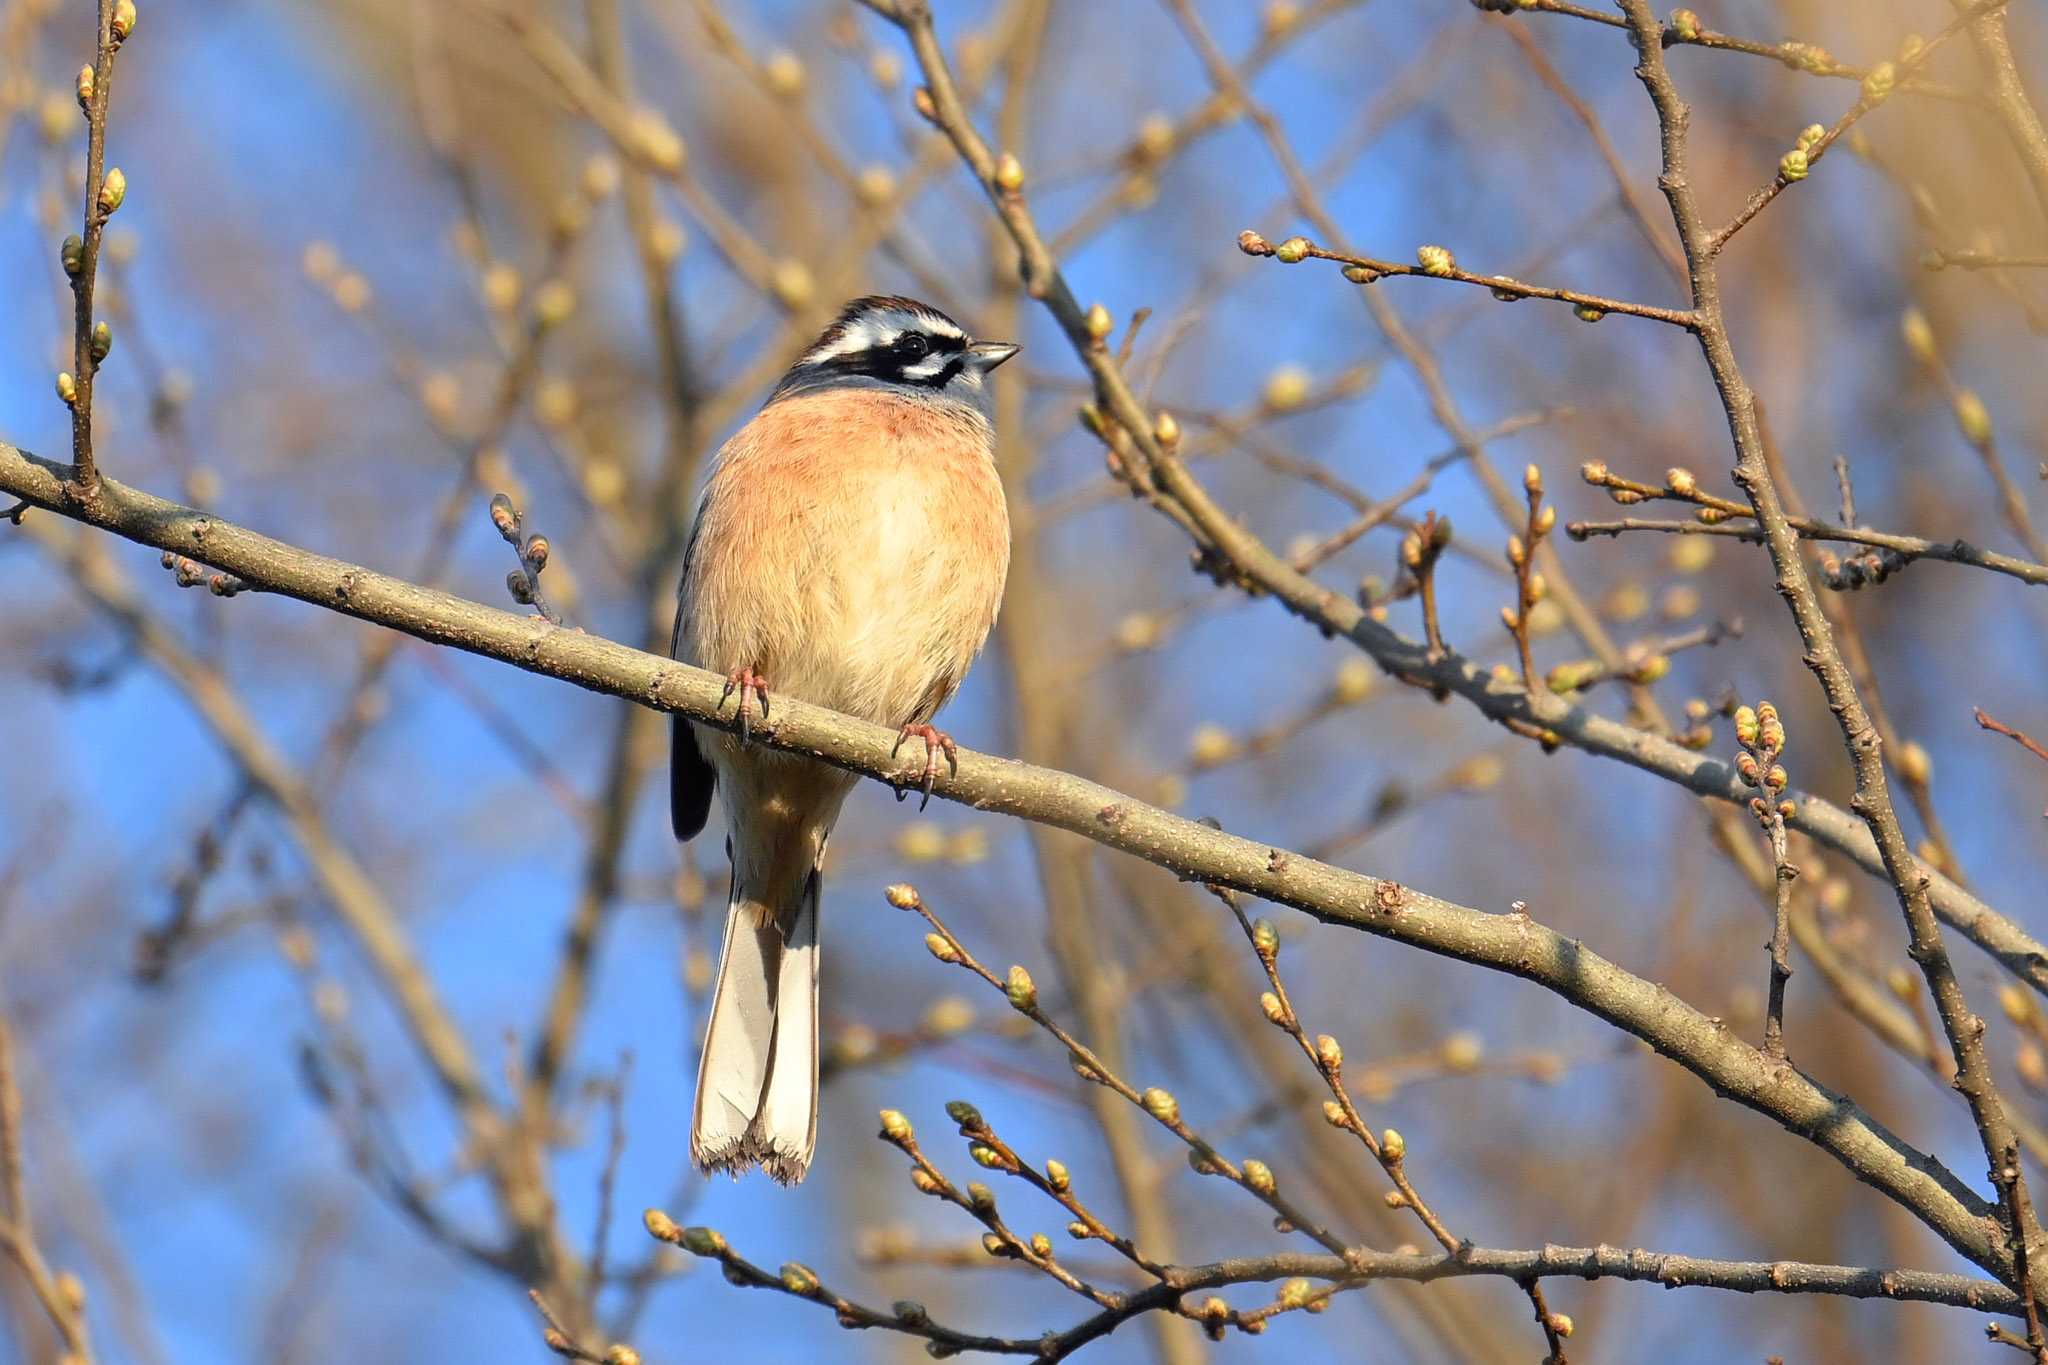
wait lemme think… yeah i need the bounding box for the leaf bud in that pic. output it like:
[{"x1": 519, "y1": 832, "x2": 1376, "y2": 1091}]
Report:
[
  {"x1": 1005, "y1": 964, "x2": 1037, "y2": 1011},
  {"x1": 1141, "y1": 1087, "x2": 1180, "y2": 1123},
  {"x1": 680, "y1": 1225, "x2": 727, "y2": 1256},
  {"x1": 1416, "y1": 244, "x2": 1455, "y2": 276},
  {"x1": 98, "y1": 166, "x2": 127, "y2": 214}
]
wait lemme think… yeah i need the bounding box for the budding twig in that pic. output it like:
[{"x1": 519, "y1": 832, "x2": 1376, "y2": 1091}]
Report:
[
  {"x1": 1707, "y1": 0, "x2": 2005, "y2": 252},
  {"x1": 1217, "y1": 883, "x2": 1572, "y2": 1364},
  {"x1": 1571, "y1": 460, "x2": 2048, "y2": 590},
  {"x1": 1238, "y1": 229, "x2": 1698, "y2": 329},
  {"x1": 59, "y1": 0, "x2": 137, "y2": 502},
  {"x1": 1401, "y1": 511, "x2": 1453, "y2": 665},
  {"x1": 1733, "y1": 703, "x2": 1798, "y2": 1059},
  {"x1": 1502, "y1": 464, "x2": 1556, "y2": 692},
  {"x1": 490, "y1": 492, "x2": 563, "y2": 625}
]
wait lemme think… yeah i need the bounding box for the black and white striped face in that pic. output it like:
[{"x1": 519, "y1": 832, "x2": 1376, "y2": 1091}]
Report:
[{"x1": 776, "y1": 295, "x2": 1019, "y2": 405}]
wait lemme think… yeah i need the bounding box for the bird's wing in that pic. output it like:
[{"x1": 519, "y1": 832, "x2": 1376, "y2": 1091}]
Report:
[{"x1": 671, "y1": 495, "x2": 718, "y2": 841}]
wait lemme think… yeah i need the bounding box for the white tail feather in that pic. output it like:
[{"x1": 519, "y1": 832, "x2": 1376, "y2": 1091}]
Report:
[{"x1": 691, "y1": 867, "x2": 821, "y2": 1185}]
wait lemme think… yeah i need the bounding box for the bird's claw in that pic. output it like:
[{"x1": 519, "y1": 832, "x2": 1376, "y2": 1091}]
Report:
[
  {"x1": 721, "y1": 667, "x2": 772, "y2": 742},
  {"x1": 893, "y1": 722, "x2": 958, "y2": 810}
]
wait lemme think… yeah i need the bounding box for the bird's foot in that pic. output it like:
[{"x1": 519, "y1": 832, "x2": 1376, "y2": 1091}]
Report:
[
  {"x1": 720, "y1": 667, "x2": 772, "y2": 741},
  {"x1": 892, "y1": 722, "x2": 958, "y2": 810}
]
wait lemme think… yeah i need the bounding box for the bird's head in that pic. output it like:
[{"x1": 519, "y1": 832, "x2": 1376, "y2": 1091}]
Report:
[{"x1": 773, "y1": 294, "x2": 1019, "y2": 408}]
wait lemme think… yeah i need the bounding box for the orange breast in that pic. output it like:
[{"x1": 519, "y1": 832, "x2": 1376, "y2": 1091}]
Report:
[{"x1": 680, "y1": 389, "x2": 1011, "y2": 727}]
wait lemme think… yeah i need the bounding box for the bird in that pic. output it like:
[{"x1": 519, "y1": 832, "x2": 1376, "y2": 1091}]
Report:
[{"x1": 671, "y1": 295, "x2": 1017, "y2": 1184}]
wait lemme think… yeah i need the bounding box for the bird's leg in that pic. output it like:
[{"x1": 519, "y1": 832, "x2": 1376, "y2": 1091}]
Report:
[
  {"x1": 720, "y1": 666, "x2": 772, "y2": 742},
  {"x1": 892, "y1": 722, "x2": 958, "y2": 810}
]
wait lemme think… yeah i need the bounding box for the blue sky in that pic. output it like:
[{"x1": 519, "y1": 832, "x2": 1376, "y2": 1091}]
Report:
[{"x1": 4, "y1": 1, "x2": 2048, "y2": 1362}]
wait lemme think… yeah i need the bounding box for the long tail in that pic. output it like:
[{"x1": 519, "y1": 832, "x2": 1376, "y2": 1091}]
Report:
[{"x1": 691, "y1": 853, "x2": 821, "y2": 1185}]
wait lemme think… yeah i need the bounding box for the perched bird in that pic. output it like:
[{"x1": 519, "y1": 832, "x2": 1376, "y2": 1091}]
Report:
[{"x1": 672, "y1": 295, "x2": 1017, "y2": 1184}]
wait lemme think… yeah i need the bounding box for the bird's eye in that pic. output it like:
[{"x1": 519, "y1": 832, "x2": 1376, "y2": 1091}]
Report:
[{"x1": 894, "y1": 333, "x2": 930, "y2": 361}]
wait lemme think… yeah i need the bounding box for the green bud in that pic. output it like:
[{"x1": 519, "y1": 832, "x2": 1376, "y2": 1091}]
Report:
[
  {"x1": 1141, "y1": 1087, "x2": 1180, "y2": 1124},
  {"x1": 98, "y1": 166, "x2": 127, "y2": 214},
  {"x1": 680, "y1": 1225, "x2": 727, "y2": 1256},
  {"x1": 1251, "y1": 918, "x2": 1278, "y2": 956},
  {"x1": 1733, "y1": 705, "x2": 1759, "y2": 746},
  {"x1": 1005, "y1": 964, "x2": 1037, "y2": 1011}
]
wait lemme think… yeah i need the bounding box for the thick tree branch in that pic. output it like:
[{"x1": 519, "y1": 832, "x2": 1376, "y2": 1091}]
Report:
[{"x1": 0, "y1": 438, "x2": 2019, "y2": 1289}]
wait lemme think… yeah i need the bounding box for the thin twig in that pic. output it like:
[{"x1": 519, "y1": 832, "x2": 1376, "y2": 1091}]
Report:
[
  {"x1": 60, "y1": 0, "x2": 129, "y2": 500},
  {"x1": 1238, "y1": 229, "x2": 1698, "y2": 329}
]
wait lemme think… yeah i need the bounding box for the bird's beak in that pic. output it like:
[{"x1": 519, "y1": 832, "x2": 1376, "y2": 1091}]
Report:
[{"x1": 966, "y1": 341, "x2": 1021, "y2": 372}]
